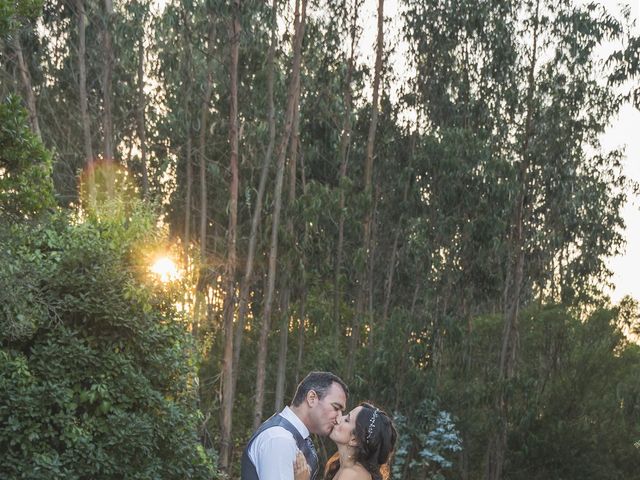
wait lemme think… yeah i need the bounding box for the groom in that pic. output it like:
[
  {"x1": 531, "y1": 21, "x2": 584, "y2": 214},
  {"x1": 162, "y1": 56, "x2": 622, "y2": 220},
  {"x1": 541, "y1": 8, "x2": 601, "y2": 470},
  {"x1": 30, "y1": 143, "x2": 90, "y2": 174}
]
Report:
[{"x1": 241, "y1": 371, "x2": 349, "y2": 480}]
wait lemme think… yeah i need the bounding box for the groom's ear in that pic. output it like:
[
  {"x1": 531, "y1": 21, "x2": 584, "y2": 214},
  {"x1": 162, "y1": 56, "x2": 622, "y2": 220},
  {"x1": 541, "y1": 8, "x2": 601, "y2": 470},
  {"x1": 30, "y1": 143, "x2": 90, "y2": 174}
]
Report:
[{"x1": 306, "y1": 389, "x2": 318, "y2": 407}]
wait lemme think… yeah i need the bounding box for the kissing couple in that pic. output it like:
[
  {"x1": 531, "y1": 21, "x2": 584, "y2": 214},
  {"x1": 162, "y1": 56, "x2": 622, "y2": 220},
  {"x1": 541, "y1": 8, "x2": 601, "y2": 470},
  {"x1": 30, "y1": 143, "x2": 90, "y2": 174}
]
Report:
[{"x1": 242, "y1": 371, "x2": 397, "y2": 480}]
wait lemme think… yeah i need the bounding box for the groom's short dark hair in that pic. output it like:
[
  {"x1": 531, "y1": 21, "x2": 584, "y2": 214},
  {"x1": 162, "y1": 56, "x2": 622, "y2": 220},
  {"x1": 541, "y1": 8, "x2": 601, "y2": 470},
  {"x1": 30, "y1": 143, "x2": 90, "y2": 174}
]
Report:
[{"x1": 291, "y1": 371, "x2": 348, "y2": 406}]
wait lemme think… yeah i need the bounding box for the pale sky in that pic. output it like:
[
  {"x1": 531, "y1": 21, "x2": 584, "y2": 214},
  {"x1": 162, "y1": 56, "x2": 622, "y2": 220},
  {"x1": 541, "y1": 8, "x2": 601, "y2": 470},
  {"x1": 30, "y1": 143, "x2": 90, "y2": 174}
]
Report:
[
  {"x1": 598, "y1": 1, "x2": 640, "y2": 303},
  {"x1": 604, "y1": 105, "x2": 640, "y2": 303}
]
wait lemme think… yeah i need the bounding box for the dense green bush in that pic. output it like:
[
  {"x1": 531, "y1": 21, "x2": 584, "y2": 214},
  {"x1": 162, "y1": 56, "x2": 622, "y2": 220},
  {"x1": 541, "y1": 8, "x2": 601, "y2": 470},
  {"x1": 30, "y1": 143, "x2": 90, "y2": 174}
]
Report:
[
  {"x1": 0, "y1": 209, "x2": 218, "y2": 479},
  {"x1": 437, "y1": 305, "x2": 640, "y2": 480},
  {"x1": 0, "y1": 96, "x2": 55, "y2": 219},
  {"x1": 0, "y1": 0, "x2": 43, "y2": 35}
]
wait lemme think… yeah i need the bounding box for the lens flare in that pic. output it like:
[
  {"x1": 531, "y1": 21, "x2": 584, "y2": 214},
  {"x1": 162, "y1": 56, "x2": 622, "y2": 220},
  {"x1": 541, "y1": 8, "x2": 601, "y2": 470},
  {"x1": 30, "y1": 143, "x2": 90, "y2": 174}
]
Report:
[
  {"x1": 77, "y1": 160, "x2": 140, "y2": 221},
  {"x1": 151, "y1": 256, "x2": 180, "y2": 282}
]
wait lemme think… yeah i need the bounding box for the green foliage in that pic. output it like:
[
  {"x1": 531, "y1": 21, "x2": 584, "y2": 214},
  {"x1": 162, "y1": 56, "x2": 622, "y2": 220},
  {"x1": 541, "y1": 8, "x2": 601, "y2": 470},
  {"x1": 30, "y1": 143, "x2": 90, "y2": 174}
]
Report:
[
  {"x1": 0, "y1": 0, "x2": 43, "y2": 33},
  {"x1": 0, "y1": 96, "x2": 55, "y2": 219},
  {"x1": 0, "y1": 207, "x2": 218, "y2": 479},
  {"x1": 609, "y1": 23, "x2": 640, "y2": 108},
  {"x1": 504, "y1": 305, "x2": 640, "y2": 479},
  {"x1": 393, "y1": 402, "x2": 462, "y2": 480},
  {"x1": 438, "y1": 305, "x2": 640, "y2": 479}
]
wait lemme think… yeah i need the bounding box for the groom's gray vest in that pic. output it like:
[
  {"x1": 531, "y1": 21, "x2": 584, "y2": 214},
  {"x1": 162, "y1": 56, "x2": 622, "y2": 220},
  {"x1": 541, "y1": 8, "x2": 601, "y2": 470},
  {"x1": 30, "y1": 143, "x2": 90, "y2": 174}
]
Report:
[{"x1": 241, "y1": 412, "x2": 319, "y2": 480}]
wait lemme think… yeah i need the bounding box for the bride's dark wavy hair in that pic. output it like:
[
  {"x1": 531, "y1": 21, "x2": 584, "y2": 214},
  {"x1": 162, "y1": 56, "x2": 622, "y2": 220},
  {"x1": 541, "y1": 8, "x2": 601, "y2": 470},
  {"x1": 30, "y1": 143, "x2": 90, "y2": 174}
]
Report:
[{"x1": 324, "y1": 402, "x2": 397, "y2": 480}]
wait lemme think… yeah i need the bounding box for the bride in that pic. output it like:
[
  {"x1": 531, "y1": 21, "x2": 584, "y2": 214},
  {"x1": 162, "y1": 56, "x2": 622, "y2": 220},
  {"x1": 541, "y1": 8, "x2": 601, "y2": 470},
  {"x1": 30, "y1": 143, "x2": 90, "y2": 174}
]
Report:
[{"x1": 295, "y1": 402, "x2": 397, "y2": 480}]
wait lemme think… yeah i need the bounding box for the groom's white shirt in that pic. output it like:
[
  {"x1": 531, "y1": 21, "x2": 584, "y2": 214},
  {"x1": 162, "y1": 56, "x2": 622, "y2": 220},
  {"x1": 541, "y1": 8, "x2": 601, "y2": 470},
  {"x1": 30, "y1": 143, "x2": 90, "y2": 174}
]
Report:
[{"x1": 248, "y1": 406, "x2": 309, "y2": 480}]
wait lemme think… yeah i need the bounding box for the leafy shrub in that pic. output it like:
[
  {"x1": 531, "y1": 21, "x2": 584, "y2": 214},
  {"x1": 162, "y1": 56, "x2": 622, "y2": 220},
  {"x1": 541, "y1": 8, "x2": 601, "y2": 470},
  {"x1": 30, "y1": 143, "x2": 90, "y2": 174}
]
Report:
[
  {"x1": 0, "y1": 96, "x2": 55, "y2": 219},
  {"x1": 392, "y1": 400, "x2": 462, "y2": 480},
  {"x1": 0, "y1": 207, "x2": 217, "y2": 479}
]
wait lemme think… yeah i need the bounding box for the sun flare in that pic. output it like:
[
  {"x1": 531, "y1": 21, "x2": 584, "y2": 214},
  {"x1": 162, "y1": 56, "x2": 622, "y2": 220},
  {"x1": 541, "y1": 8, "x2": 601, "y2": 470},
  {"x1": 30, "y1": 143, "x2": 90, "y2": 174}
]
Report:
[{"x1": 150, "y1": 256, "x2": 180, "y2": 283}]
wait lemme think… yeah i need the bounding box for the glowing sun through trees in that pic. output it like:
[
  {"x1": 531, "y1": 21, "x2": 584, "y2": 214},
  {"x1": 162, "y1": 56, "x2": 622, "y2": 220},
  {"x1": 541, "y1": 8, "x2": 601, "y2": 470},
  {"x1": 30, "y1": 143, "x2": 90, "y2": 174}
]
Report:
[{"x1": 150, "y1": 256, "x2": 180, "y2": 283}]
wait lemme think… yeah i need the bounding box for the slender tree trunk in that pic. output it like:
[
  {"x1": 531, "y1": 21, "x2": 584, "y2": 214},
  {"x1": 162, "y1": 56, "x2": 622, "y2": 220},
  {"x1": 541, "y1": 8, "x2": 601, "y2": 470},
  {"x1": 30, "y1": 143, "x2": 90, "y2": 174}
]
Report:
[
  {"x1": 220, "y1": 1, "x2": 241, "y2": 470},
  {"x1": 182, "y1": 6, "x2": 194, "y2": 274},
  {"x1": 180, "y1": 5, "x2": 195, "y2": 334},
  {"x1": 14, "y1": 35, "x2": 40, "y2": 139},
  {"x1": 198, "y1": 18, "x2": 215, "y2": 268},
  {"x1": 381, "y1": 228, "x2": 400, "y2": 324},
  {"x1": 367, "y1": 182, "x2": 379, "y2": 351},
  {"x1": 274, "y1": 286, "x2": 290, "y2": 411},
  {"x1": 485, "y1": 2, "x2": 539, "y2": 478},
  {"x1": 184, "y1": 138, "x2": 193, "y2": 257},
  {"x1": 193, "y1": 22, "x2": 216, "y2": 338},
  {"x1": 103, "y1": 0, "x2": 114, "y2": 164},
  {"x1": 184, "y1": 133, "x2": 193, "y2": 283},
  {"x1": 295, "y1": 145, "x2": 309, "y2": 385},
  {"x1": 394, "y1": 281, "x2": 420, "y2": 412},
  {"x1": 101, "y1": 0, "x2": 115, "y2": 199},
  {"x1": 382, "y1": 147, "x2": 412, "y2": 325},
  {"x1": 333, "y1": 0, "x2": 361, "y2": 329},
  {"x1": 199, "y1": 23, "x2": 216, "y2": 263},
  {"x1": 253, "y1": 0, "x2": 307, "y2": 429},
  {"x1": 347, "y1": 0, "x2": 384, "y2": 381},
  {"x1": 296, "y1": 289, "x2": 306, "y2": 384},
  {"x1": 274, "y1": 82, "x2": 300, "y2": 411},
  {"x1": 76, "y1": 0, "x2": 94, "y2": 200},
  {"x1": 231, "y1": 0, "x2": 278, "y2": 399},
  {"x1": 137, "y1": 36, "x2": 149, "y2": 197}
]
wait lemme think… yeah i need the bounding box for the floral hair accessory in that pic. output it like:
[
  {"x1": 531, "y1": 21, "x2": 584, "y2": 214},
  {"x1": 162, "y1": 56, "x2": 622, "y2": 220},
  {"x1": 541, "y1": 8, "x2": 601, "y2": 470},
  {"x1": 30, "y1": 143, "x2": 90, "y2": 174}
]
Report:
[{"x1": 366, "y1": 408, "x2": 380, "y2": 441}]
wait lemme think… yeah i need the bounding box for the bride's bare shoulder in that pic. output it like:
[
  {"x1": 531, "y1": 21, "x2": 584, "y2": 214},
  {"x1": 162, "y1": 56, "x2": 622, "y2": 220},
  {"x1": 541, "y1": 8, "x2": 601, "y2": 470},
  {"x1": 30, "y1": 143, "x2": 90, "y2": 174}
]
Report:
[{"x1": 335, "y1": 464, "x2": 372, "y2": 480}]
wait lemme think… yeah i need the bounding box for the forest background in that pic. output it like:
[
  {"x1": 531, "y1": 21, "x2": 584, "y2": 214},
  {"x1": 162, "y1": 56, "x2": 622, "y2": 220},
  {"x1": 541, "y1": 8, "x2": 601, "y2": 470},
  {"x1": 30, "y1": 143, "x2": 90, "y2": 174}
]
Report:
[{"x1": 2, "y1": 0, "x2": 640, "y2": 479}]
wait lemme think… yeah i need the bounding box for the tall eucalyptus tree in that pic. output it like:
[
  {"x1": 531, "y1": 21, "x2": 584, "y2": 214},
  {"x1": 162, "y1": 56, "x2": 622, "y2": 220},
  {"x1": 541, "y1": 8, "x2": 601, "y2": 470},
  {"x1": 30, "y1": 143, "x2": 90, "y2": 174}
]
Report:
[
  {"x1": 232, "y1": 0, "x2": 279, "y2": 401},
  {"x1": 13, "y1": 33, "x2": 40, "y2": 138},
  {"x1": 253, "y1": 0, "x2": 307, "y2": 429},
  {"x1": 333, "y1": 0, "x2": 363, "y2": 330},
  {"x1": 198, "y1": 19, "x2": 216, "y2": 265},
  {"x1": 347, "y1": 0, "x2": 385, "y2": 382},
  {"x1": 102, "y1": 0, "x2": 114, "y2": 169},
  {"x1": 220, "y1": 0, "x2": 241, "y2": 470},
  {"x1": 76, "y1": 0, "x2": 94, "y2": 196}
]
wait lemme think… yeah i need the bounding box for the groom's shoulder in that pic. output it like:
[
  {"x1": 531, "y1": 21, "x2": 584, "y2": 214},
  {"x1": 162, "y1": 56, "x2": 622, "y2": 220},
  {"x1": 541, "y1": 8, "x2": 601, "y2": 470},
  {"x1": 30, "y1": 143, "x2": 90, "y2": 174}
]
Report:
[
  {"x1": 249, "y1": 426, "x2": 297, "y2": 461},
  {"x1": 254, "y1": 425, "x2": 295, "y2": 443}
]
